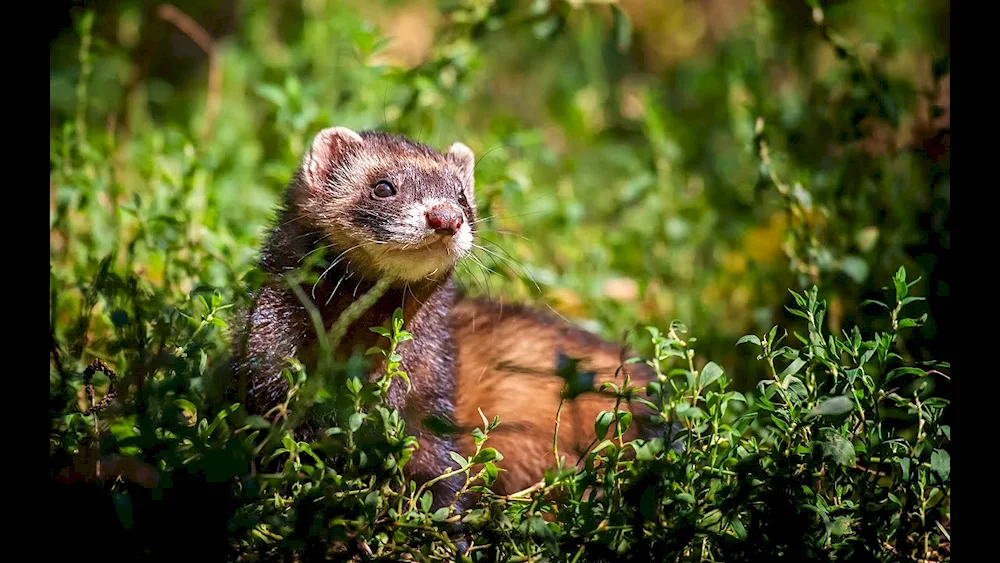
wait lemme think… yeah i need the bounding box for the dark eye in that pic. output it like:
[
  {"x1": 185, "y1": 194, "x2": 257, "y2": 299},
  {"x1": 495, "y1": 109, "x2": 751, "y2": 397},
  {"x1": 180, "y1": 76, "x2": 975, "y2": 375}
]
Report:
[{"x1": 372, "y1": 180, "x2": 396, "y2": 198}]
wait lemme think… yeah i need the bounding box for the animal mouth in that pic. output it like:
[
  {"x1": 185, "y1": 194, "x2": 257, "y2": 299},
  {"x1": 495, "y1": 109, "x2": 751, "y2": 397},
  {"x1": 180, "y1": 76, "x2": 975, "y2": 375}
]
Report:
[{"x1": 410, "y1": 234, "x2": 455, "y2": 252}]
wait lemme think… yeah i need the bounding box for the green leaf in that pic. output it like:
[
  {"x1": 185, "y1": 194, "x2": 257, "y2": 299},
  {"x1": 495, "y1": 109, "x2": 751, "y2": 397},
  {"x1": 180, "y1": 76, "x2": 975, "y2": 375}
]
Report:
[
  {"x1": 462, "y1": 509, "x2": 488, "y2": 526},
  {"x1": 893, "y1": 266, "x2": 908, "y2": 299},
  {"x1": 820, "y1": 434, "x2": 856, "y2": 467},
  {"x1": 729, "y1": 517, "x2": 747, "y2": 540},
  {"x1": 255, "y1": 83, "x2": 287, "y2": 106},
  {"x1": 930, "y1": 449, "x2": 950, "y2": 481},
  {"x1": 471, "y1": 427, "x2": 486, "y2": 446},
  {"x1": 736, "y1": 335, "x2": 761, "y2": 347},
  {"x1": 349, "y1": 413, "x2": 364, "y2": 432},
  {"x1": 839, "y1": 256, "x2": 869, "y2": 283},
  {"x1": 472, "y1": 448, "x2": 501, "y2": 464},
  {"x1": 616, "y1": 410, "x2": 633, "y2": 434},
  {"x1": 595, "y1": 410, "x2": 614, "y2": 439},
  {"x1": 767, "y1": 325, "x2": 779, "y2": 345},
  {"x1": 346, "y1": 376, "x2": 363, "y2": 395},
  {"x1": 449, "y1": 451, "x2": 469, "y2": 468},
  {"x1": 242, "y1": 416, "x2": 271, "y2": 429},
  {"x1": 898, "y1": 314, "x2": 927, "y2": 328},
  {"x1": 592, "y1": 439, "x2": 616, "y2": 455},
  {"x1": 859, "y1": 345, "x2": 877, "y2": 366},
  {"x1": 392, "y1": 307, "x2": 405, "y2": 332},
  {"x1": 432, "y1": 507, "x2": 450, "y2": 522},
  {"x1": 646, "y1": 380, "x2": 661, "y2": 396},
  {"x1": 676, "y1": 404, "x2": 705, "y2": 419},
  {"x1": 778, "y1": 357, "x2": 806, "y2": 379},
  {"x1": 788, "y1": 289, "x2": 806, "y2": 308},
  {"x1": 484, "y1": 462, "x2": 498, "y2": 485},
  {"x1": 421, "y1": 491, "x2": 433, "y2": 512},
  {"x1": 785, "y1": 307, "x2": 811, "y2": 321},
  {"x1": 883, "y1": 367, "x2": 925, "y2": 385},
  {"x1": 632, "y1": 441, "x2": 657, "y2": 461},
  {"x1": 610, "y1": 4, "x2": 632, "y2": 53},
  {"x1": 699, "y1": 361, "x2": 724, "y2": 388},
  {"x1": 810, "y1": 396, "x2": 853, "y2": 417},
  {"x1": 175, "y1": 399, "x2": 197, "y2": 422},
  {"x1": 205, "y1": 403, "x2": 239, "y2": 436},
  {"x1": 859, "y1": 299, "x2": 889, "y2": 310}
]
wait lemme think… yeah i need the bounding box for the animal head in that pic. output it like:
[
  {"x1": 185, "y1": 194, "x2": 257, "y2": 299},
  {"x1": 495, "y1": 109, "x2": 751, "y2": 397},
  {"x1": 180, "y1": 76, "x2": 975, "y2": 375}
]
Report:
[{"x1": 295, "y1": 127, "x2": 478, "y2": 282}]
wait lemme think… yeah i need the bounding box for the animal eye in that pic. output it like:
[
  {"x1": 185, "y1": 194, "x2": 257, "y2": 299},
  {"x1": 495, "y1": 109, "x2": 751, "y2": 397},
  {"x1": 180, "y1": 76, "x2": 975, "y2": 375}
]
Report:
[{"x1": 372, "y1": 180, "x2": 396, "y2": 198}]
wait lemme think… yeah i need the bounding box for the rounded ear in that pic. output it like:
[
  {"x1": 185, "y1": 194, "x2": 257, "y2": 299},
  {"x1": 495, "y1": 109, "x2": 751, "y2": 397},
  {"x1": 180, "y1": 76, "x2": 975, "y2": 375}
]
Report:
[
  {"x1": 446, "y1": 141, "x2": 476, "y2": 200},
  {"x1": 303, "y1": 127, "x2": 364, "y2": 191}
]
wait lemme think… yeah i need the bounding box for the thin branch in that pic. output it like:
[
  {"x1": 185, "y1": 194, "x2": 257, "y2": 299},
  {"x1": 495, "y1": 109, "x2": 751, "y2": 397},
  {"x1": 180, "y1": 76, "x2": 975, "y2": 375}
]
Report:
[{"x1": 157, "y1": 4, "x2": 222, "y2": 142}]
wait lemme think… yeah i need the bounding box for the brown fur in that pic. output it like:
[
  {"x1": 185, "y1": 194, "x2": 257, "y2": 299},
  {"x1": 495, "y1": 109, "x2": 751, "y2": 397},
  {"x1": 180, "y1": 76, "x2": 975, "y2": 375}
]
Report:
[{"x1": 450, "y1": 297, "x2": 657, "y2": 494}]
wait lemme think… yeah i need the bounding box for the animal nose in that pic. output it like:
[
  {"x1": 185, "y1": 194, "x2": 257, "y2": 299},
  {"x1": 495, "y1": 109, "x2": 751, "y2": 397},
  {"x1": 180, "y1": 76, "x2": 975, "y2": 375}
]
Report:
[{"x1": 425, "y1": 205, "x2": 464, "y2": 236}]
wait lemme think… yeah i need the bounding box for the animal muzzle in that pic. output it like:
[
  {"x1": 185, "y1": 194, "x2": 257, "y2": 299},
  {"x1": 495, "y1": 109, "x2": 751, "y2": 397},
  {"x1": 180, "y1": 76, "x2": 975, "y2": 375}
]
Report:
[{"x1": 426, "y1": 204, "x2": 464, "y2": 236}]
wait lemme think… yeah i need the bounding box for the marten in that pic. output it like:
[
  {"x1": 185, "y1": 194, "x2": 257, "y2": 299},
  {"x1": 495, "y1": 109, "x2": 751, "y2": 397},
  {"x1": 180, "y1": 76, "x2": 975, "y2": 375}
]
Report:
[{"x1": 231, "y1": 127, "x2": 668, "y2": 513}]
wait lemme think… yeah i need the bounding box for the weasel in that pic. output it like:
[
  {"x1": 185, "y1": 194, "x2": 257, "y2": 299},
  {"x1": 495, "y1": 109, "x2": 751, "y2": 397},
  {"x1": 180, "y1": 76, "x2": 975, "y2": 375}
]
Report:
[{"x1": 232, "y1": 127, "x2": 667, "y2": 512}]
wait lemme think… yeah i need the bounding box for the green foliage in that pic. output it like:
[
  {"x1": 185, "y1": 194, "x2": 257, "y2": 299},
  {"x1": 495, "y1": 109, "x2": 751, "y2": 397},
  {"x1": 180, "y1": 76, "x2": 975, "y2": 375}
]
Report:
[{"x1": 50, "y1": 0, "x2": 949, "y2": 561}]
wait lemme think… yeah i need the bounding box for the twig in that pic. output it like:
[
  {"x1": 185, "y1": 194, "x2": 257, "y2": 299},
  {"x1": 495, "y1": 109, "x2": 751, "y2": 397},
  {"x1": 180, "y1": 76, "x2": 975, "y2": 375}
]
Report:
[
  {"x1": 83, "y1": 359, "x2": 119, "y2": 416},
  {"x1": 82, "y1": 359, "x2": 118, "y2": 479},
  {"x1": 492, "y1": 480, "x2": 545, "y2": 501},
  {"x1": 157, "y1": 4, "x2": 222, "y2": 142},
  {"x1": 328, "y1": 276, "x2": 394, "y2": 350}
]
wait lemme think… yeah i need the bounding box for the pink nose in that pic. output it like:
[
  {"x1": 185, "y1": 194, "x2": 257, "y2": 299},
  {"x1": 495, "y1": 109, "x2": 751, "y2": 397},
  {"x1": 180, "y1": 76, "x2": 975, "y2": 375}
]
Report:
[{"x1": 426, "y1": 205, "x2": 464, "y2": 235}]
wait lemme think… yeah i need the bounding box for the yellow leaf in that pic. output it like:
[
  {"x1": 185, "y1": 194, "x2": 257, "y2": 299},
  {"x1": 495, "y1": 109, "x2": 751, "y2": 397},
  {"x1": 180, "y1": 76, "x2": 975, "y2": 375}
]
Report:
[
  {"x1": 743, "y1": 213, "x2": 786, "y2": 264},
  {"x1": 547, "y1": 288, "x2": 588, "y2": 318}
]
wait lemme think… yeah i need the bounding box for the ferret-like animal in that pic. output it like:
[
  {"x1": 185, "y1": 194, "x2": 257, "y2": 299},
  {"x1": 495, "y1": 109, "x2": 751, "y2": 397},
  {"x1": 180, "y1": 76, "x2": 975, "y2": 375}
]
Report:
[{"x1": 232, "y1": 127, "x2": 665, "y2": 509}]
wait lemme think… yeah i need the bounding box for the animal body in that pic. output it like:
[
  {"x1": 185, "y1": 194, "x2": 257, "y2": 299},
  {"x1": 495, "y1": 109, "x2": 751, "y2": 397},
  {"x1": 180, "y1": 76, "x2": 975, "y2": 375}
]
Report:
[{"x1": 231, "y1": 127, "x2": 664, "y2": 512}]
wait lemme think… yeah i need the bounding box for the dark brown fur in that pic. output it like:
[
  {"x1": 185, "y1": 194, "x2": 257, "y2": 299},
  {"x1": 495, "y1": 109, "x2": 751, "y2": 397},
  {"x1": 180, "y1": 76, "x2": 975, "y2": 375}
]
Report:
[{"x1": 232, "y1": 129, "x2": 477, "y2": 517}]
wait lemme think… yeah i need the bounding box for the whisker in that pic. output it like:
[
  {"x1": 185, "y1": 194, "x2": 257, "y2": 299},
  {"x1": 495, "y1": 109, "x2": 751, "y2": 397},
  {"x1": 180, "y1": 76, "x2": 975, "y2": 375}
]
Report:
[
  {"x1": 326, "y1": 273, "x2": 348, "y2": 306},
  {"x1": 471, "y1": 241, "x2": 569, "y2": 323},
  {"x1": 471, "y1": 202, "x2": 550, "y2": 225},
  {"x1": 473, "y1": 144, "x2": 506, "y2": 171},
  {"x1": 406, "y1": 281, "x2": 426, "y2": 307},
  {"x1": 477, "y1": 228, "x2": 532, "y2": 242},
  {"x1": 472, "y1": 243, "x2": 539, "y2": 290},
  {"x1": 469, "y1": 254, "x2": 497, "y2": 277},
  {"x1": 276, "y1": 212, "x2": 314, "y2": 229},
  {"x1": 311, "y1": 242, "x2": 374, "y2": 299},
  {"x1": 466, "y1": 254, "x2": 497, "y2": 300},
  {"x1": 297, "y1": 239, "x2": 336, "y2": 264}
]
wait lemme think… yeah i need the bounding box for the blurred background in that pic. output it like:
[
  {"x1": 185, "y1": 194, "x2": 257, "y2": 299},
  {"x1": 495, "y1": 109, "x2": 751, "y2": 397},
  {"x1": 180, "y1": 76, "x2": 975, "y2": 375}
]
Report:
[{"x1": 50, "y1": 0, "x2": 950, "y2": 393}]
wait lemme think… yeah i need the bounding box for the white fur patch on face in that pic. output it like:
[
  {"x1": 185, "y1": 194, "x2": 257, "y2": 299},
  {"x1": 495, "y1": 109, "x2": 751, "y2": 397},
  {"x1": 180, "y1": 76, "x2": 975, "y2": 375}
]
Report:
[{"x1": 365, "y1": 197, "x2": 473, "y2": 282}]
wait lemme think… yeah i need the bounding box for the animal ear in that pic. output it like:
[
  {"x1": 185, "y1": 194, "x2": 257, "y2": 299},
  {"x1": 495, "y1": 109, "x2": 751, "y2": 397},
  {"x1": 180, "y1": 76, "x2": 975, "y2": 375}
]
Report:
[
  {"x1": 446, "y1": 141, "x2": 476, "y2": 199},
  {"x1": 303, "y1": 127, "x2": 364, "y2": 190}
]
